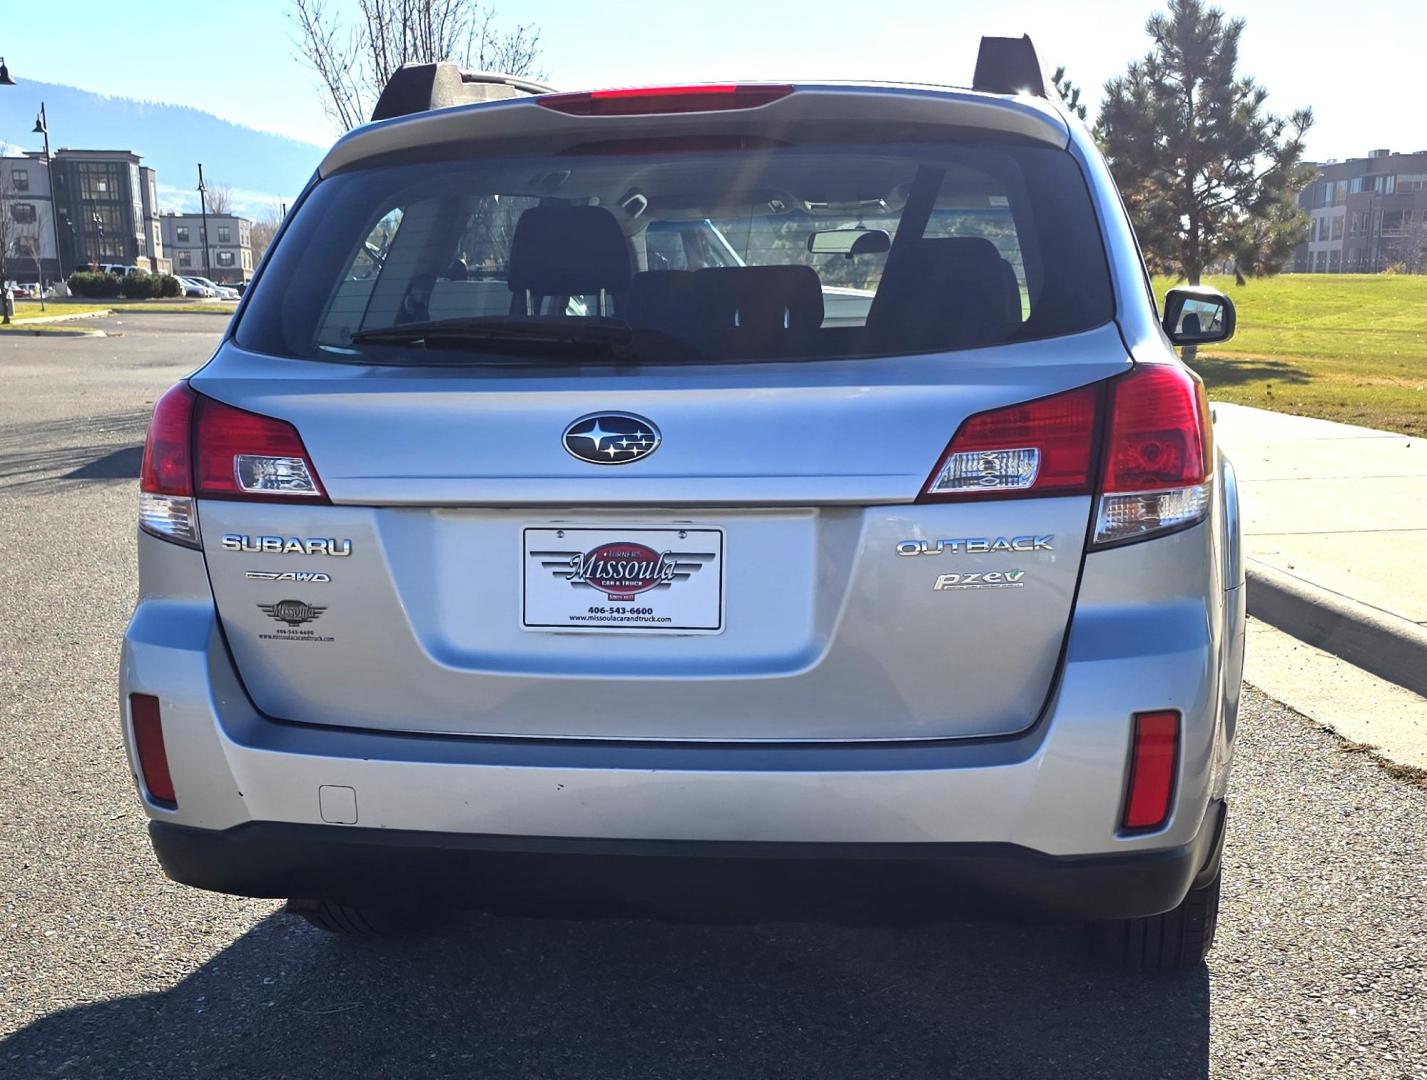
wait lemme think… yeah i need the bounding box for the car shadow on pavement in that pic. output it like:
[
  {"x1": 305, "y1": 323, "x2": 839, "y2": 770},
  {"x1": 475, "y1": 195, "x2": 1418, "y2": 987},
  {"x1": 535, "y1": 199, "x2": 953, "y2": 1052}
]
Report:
[{"x1": 1, "y1": 908, "x2": 1209, "y2": 1079}]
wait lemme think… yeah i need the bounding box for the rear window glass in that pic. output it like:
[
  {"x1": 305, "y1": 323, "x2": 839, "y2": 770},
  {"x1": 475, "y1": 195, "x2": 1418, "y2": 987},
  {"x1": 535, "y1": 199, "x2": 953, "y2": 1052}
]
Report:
[{"x1": 237, "y1": 134, "x2": 1113, "y2": 365}]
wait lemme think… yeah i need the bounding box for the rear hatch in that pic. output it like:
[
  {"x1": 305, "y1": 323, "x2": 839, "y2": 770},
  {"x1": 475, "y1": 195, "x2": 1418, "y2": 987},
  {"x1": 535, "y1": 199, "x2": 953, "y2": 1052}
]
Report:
[{"x1": 194, "y1": 85, "x2": 1125, "y2": 742}]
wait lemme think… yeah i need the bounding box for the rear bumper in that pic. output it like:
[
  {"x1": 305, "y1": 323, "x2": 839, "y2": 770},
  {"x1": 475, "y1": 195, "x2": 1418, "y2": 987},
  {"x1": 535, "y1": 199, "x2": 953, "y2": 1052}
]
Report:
[
  {"x1": 150, "y1": 800, "x2": 1226, "y2": 922},
  {"x1": 120, "y1": 523, "x2": 1238, "y2": 921}
]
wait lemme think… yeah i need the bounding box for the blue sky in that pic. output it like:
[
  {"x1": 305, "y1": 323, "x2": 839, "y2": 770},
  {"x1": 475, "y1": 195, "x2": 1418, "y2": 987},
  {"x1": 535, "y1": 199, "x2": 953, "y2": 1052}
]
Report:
[{"x1": 8, "y1": 0, "x2": 1423, "y2": 161}]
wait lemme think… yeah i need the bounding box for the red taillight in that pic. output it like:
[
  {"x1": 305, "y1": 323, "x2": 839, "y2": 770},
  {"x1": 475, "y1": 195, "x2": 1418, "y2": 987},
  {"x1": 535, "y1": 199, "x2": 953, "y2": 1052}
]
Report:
[
  {"x1": 130, "y1": 693, "x2": 176, "y2": 807},
  {"x1": 138, "y1": 384, "x2": 325, "y2": 545},
  {"x1": 919, "y1": 383, "x2": 1103, "y2": 500},
  {"x1": 192, "y1": 394, "x2": 327, "y2": 501},
  {"x1": 536, "y1": 84, "x2": 794, "y2": 116},
  {"x1": 140, "y1": 382, "x2": 197, "y2": 496},
  {"x1": 1122, "y1": 711, "x2": 1179, "y2": 831},
  {"x1": 1101, "y1": 364, "x2": 1211, "y2": 493}
]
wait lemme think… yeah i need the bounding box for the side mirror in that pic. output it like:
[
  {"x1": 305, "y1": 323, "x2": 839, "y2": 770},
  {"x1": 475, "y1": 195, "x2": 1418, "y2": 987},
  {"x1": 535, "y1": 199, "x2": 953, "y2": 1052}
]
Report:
[
  {"x1": 1163, "y1": 286, "x2": 1235, "y2": 346},
  {"x1": 807, "y1": 228, "x2": 892, "y2": 258}
]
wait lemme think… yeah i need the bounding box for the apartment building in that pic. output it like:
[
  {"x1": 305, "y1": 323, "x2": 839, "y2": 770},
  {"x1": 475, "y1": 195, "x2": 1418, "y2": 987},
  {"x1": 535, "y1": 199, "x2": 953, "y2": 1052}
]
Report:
[
  {"x1": 0, "y1": 148, "x2": 172, "y2": 278},
  {"x1": 160, "y1": 211, "x2": 253, "y2": 283},
  {"x1": 1295, "y1": 149, "x2": 1427, "y2": 273},
  {"x1": 0, "y1": 155, "x2": 60, "y2": 280}
]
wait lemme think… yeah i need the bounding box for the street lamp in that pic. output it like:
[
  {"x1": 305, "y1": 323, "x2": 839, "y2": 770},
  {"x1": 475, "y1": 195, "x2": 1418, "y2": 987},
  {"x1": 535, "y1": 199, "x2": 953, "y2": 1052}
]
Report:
[
  {"x1": 0, "y1": 58, "x2": 14, "y2": 87},
  {"x1": 32, "y1": 103, "x2": 64, "y2": 293},
  {"x1": 197, "y1": 163, "x2": 212, "y2": 284}
]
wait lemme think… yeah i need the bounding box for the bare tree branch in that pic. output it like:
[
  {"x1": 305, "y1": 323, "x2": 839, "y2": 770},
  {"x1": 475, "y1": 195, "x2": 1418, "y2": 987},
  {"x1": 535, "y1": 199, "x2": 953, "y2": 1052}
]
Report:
[
  {"x1": 250, "y1": 203, "x2": 286, "y2": 265},
  {"x1": 205, "y1": 184, "x2": 234, "y2": 215},
  {"x1": 290, "y1": 0, "x2": 545, "y2": 132}
]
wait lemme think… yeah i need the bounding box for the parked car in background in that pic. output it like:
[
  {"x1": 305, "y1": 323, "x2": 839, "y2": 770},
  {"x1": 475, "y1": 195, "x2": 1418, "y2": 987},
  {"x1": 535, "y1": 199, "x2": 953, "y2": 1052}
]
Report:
[
  {"x1": 124, "y1": 41, "x2": 1244, "y2": 970},
  {"x1": 187, "y1": 276, "x2": 240, "y2": 300},
  {"x1": 175, "y1": 276, "x2": 217, "y2": 299}
]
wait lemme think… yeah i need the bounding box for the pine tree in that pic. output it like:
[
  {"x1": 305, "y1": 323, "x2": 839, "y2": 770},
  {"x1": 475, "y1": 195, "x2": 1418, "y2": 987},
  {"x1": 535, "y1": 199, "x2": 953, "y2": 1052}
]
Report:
[
  {"x1": 1095, "y1": 0, "x2": 1313, "y2": 284},
  {"x1": 1051, "y1": 67, "x2": 1087, "y2": 121}
]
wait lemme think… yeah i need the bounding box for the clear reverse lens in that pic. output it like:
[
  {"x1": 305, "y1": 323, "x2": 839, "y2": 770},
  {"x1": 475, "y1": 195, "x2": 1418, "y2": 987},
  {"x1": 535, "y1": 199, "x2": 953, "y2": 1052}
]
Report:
[
  {"x1": 1094, "y1": 482, "x2": 1210, "y2": 546},
  {"x1": 927, "y1": 447, "x2": 1040, "y2": 494},
  {"x1": 138, "y1": 492, "x2": 200, "y2": 547},
  {"x1": 235, "y1": 454, "x2": 321, "y2": 496}
]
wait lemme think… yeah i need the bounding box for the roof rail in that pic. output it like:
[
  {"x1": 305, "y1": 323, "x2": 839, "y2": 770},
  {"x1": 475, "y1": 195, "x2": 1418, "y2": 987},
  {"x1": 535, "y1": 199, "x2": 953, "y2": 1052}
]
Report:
[
  {"x1": 972, "y1": 35, "x2": 1048, "y2": 97},
  {"x1": 370, "y1": 62, "x2": 556, "y2": 122}
]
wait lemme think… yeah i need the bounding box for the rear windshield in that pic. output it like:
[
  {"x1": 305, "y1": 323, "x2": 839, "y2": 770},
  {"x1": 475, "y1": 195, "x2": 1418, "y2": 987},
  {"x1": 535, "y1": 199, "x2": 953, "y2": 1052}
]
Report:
[{"x1": 237, "y1": 133, "x2": 1114, "y2": 365}]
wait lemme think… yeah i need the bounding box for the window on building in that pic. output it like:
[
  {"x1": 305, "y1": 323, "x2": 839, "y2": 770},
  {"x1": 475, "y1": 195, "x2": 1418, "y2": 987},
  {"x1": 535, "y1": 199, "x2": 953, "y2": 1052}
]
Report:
[
  {"x1": 1314, "y1": 250, "x2": 1327, "y2": 272},
  {"x1": 1380, "y1": 210, "x2": 1408, "y2": 235},
  {"x1": 1353, "y1": 174, "x2": 1396, "y2": 194},
  {"x1": 178, "y1": 251, "x2": 191, "y2": 267},
  {"x1": 217, "y1": 251, "x2": 235, "y2": 267},
  {"x1": 10, "y1": 203, "x2": 37, "y2": 224},
  {"x1": 1328, "y1": 251, "x2": 1341, "y2": 272},
  {"x1": 12, "y1": 168, "x2": 28, "y2": 192},
  {"x1": 176, "y1": 225, "x2": 190, "y2": 242},
  {"x1": 1331, "y1": 216, "x2": 1344, "y2": 240},
  {"x1": 218, "y1": 225, "x2": 231, "y2": 243}
]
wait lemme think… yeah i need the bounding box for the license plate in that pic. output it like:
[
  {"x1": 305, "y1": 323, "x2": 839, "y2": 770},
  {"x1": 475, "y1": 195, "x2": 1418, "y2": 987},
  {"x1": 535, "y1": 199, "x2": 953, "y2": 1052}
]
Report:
[{"x1": 522, "y1": 527, "x2": 725, "y2": 634}]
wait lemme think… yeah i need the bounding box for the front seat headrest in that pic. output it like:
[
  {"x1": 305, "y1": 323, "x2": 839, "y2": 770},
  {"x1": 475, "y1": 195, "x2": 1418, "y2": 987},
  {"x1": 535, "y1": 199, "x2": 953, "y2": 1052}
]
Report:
[{"x1": 508, "y1": 205, "x2": 632, "y2": 299}]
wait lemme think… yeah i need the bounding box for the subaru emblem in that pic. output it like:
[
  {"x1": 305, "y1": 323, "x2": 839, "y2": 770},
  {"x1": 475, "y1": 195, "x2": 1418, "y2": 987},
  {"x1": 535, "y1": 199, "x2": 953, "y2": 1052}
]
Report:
[{"x1": 562, "y1": 412, "x2": 661, "y2": 465}]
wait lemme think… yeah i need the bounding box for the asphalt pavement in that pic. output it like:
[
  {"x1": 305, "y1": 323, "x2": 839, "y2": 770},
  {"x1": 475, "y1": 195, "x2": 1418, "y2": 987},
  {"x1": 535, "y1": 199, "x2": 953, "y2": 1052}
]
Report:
[{"x1": 1, "y1": 315, "x2": 1425, "y2": 1079}]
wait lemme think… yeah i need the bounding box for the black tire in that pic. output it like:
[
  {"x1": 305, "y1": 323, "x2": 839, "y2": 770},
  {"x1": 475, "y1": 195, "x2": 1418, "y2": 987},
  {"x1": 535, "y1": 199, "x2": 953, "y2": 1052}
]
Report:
[
  {"x1": 285, "y1": 898, "x2": 429, "y2": 937},
  {"x1": 1087, "y1": 865, "x2": 1221, "y2": 971}
]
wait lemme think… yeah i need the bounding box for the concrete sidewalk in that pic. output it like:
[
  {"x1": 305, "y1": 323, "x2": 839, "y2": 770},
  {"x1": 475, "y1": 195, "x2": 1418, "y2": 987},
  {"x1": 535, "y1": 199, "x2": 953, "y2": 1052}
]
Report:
[{"x1": 1212, "y1": 402, "x2": 1427, "y2": 694}]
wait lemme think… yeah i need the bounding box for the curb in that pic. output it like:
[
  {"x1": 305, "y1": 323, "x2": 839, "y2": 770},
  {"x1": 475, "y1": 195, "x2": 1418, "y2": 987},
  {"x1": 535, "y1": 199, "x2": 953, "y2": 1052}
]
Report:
[
  {"x1": 10, "y1": 308, "x2": 116, "y2": 325},
  {"x1": 1247, "y1": 561, "x2": 1427, "y2": 698}
]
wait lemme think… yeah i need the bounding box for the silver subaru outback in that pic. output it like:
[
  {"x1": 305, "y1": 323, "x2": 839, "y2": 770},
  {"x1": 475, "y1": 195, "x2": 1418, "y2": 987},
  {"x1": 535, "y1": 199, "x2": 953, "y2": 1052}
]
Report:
[{"x1": 120, "y1": 37, "x2": 1245, "y2": 969}]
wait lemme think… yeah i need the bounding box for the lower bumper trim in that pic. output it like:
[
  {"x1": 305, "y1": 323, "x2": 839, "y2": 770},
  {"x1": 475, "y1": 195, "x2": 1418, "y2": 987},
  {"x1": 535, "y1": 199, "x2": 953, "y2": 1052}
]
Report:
[{"x1": 149, "y1": 802, "x2": 1224, "y2": 923}]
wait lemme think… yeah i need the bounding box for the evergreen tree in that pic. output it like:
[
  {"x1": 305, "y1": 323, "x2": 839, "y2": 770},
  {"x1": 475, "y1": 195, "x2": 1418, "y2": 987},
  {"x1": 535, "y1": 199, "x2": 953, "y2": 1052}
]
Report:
[
  {"x1": 1051, "y1": 66, "x2": 1087, "y2": 121},
  {"x1": 1096, "y1": 0, "x2": 1313, "y2": 283}
]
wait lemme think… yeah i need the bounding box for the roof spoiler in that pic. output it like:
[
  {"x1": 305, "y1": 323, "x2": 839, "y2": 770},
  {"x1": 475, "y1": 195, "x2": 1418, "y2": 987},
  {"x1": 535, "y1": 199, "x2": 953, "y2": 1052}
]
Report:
[
  {"x1": 972, "y1": 35, "x2": 1049, "y2": 97},
  {"x1": 370, "y1": 63, "x2": 555, "y2": 122}
]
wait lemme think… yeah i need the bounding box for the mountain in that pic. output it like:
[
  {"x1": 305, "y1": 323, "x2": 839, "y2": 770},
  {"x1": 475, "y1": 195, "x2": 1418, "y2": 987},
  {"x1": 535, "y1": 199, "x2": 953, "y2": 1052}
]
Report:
[{"x1": 0, "y1": 80, "x2": 324, "y2": 218}]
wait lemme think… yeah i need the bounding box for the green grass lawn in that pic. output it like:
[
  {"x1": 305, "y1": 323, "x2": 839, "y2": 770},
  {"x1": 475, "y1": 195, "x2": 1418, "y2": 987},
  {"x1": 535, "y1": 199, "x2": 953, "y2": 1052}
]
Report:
[
  {"x1": 1154, "y1": 273, "x2": 1427, "y2": 436},
  {"x1": 11, "y1": 297, "x2": 237, "y2": 319},
  {"x1": 11, "y1": 300, "x2": 114, "y2": 320}
]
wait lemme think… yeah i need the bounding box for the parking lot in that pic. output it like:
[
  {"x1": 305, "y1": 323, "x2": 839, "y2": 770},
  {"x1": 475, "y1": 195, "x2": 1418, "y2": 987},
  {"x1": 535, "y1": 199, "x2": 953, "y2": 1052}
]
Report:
[{"x1": 1, "y1": 314, "x2": 1424, "y2": 1079}]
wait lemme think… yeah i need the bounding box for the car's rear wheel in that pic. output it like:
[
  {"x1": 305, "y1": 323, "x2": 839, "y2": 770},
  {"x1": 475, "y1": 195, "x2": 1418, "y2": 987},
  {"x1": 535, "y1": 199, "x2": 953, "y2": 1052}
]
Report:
[
  {"x1": 1087, "y1": 864, "x2": 1221, "y2": 971},
  {"x1": 285, "y1": 898, "x2": 430, "y2": 937}
]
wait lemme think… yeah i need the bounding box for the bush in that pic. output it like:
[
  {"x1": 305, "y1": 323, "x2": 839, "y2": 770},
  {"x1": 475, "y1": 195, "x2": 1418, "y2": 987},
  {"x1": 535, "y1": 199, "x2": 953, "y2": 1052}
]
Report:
[
  {"x1": 65, "y1": 270, "x2": 185, "y2": 300},
  {"x1": 119, "y1": 272, "x2": 155, "y2": 299},
  {"x1": 66, "y1": 270, "x2": 123, "y2": 298}
]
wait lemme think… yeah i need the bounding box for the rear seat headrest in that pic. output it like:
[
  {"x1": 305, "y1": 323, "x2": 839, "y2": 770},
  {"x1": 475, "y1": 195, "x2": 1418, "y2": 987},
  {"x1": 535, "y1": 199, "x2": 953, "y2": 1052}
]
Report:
[
  {"x1": 696, "y1": 265, "x2": 824, "y2": 332},
  {"x1": 626, "y1": 270, "x2": 697, "y2": 336},
  {"x1": 508, "y1": 205, "x2": 631, "y2": 298},
  {"x1": 867, "y1": 236, "x2": 1016, "y2": 350}
]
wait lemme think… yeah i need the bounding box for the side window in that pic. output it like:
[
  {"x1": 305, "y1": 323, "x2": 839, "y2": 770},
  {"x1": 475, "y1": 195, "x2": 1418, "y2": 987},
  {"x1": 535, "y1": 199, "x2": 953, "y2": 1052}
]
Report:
[
  {"x1": 349, "y1": 207, "x2": 404, "y2": 281},
  {"x1": 644, "y1": 222, "x2": 689, "y2": 271},
  {"x1": 452, "y1": 194, "x2": 538, "y2": 279},
  {"x1": 316, "y1": 206, "x2": 405, "y2": 343}
]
